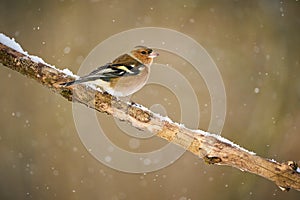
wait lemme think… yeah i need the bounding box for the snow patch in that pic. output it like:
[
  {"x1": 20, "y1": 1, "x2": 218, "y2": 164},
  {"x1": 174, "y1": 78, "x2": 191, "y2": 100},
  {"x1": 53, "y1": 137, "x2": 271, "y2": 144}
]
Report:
[
  {"x1": 0, "y1": 33, "x2": 26, "y2": 54},
  {"x1": 62, "y1": 68, "x2": 77, "y2": 78},
  {"x1": 133, "y1": 102, "x2": 255, "y2": 156},
  {"x1": 0, "y1": 33, "x2": 76, "y2": 78},
  {"x1": 192, "y1": 129, "x2": 256, "y2": 155},
  {"x1": 87, "y1": 83, "x2": 104, "y2": 93},
  {"x1": 267, "y1": 158, "x2": 278, "y2": 163},
  {"x1": 29, "y1": 55, "x2": 48, "y2": 65},
  {"x1": 0, "y1": 33, "x2": 47, "y2": 65},
  {"x1": 132, "y1": 102, "x2": 255, "y2": 155}
]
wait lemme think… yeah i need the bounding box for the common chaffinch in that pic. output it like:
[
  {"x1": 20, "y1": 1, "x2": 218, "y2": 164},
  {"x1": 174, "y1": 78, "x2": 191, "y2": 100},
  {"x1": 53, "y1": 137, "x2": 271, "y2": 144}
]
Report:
[{"x1": 62, "y1": 46, "x2": 159, "y2": 97}]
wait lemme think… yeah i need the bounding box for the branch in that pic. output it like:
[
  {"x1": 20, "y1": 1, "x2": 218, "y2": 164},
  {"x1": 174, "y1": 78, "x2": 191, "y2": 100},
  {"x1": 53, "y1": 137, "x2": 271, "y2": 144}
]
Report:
[{"x1": 0, "y1": 34, "x2": 299, "y2": 192}]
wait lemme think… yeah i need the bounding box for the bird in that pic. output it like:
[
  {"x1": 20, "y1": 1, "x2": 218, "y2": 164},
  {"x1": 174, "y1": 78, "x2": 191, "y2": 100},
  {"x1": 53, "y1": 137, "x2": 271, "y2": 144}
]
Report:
[{"x1": 62, "y1": 46, "x2": 158, "y2": 97}]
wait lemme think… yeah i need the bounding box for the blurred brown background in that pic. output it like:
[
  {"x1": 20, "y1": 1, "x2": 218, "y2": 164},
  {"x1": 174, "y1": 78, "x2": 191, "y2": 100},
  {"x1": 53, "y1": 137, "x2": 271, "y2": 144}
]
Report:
[{"x1": 0, "y1": 0, "x2": 299, "y2": 199}]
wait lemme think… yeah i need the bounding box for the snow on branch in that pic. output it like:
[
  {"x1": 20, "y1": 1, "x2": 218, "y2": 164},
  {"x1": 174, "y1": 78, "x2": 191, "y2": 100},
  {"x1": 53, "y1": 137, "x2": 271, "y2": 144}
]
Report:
[{"x1": 0, "y1": 33, "x2": 299, "y2": 192}]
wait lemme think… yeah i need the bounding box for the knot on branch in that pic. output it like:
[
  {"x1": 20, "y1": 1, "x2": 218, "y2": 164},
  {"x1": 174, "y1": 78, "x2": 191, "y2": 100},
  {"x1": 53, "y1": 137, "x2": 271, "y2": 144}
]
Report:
[
  {"x1": 156, "y1": 122, "x2": 178, "y2": 141},
  {"x1": 127, "y1": 105, "x2": 152, "y2": 123},
  {"x1": 287, "y1": 161, "x2": 299, "y2": 172},
  {"x1": 204, "y1": 156, "x2": 222, "y2": 164}
]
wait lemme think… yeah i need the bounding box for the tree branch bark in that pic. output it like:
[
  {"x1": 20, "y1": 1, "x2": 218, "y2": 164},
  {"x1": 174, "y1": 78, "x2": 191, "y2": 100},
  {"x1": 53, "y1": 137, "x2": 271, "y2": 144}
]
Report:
[{"x1": 0, "y1": 41, "x2": 299, "y2": 192}]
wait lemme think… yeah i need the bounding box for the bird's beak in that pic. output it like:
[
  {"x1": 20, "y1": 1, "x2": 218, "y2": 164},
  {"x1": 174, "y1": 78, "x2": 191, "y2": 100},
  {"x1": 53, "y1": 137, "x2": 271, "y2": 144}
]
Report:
[{"x1": 149, "y1": 52, "x2": 159, "y2": 58}]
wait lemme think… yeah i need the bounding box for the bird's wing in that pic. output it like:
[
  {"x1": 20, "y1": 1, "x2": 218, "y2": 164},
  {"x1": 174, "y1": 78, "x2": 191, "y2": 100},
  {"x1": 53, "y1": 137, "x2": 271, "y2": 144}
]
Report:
[
  {"x1": 64, "y1": 54, "x2": 145, "y2": 85},
  {"x1": 77, "y1": 63, "x2": 142, "y2": 84}
]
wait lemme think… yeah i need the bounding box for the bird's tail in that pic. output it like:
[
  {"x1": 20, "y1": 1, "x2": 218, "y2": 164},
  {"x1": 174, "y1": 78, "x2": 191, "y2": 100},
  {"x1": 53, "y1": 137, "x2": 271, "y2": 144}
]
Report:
[
  {"x1": 61, "y1": 81, "x2": 74, "y2": 86},
  {"x1": 60, "y1": 77, "x2": 98, "y2": 87},
  {"x1": 60, "y1": 79, "x2": 82, "y2": 87}
]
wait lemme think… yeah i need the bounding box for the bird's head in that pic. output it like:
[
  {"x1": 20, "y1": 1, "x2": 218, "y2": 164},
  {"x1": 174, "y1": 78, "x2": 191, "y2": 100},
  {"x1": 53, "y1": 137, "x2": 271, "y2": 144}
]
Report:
[{"x1": 130, "y1": 46, "x2": 159, "y2": 66}]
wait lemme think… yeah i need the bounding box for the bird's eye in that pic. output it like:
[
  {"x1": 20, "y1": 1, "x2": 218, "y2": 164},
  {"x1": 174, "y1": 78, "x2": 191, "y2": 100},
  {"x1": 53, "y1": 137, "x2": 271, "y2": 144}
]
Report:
[{"x1": 141, "y1": 51, "x2": 147, "y2": 55}]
